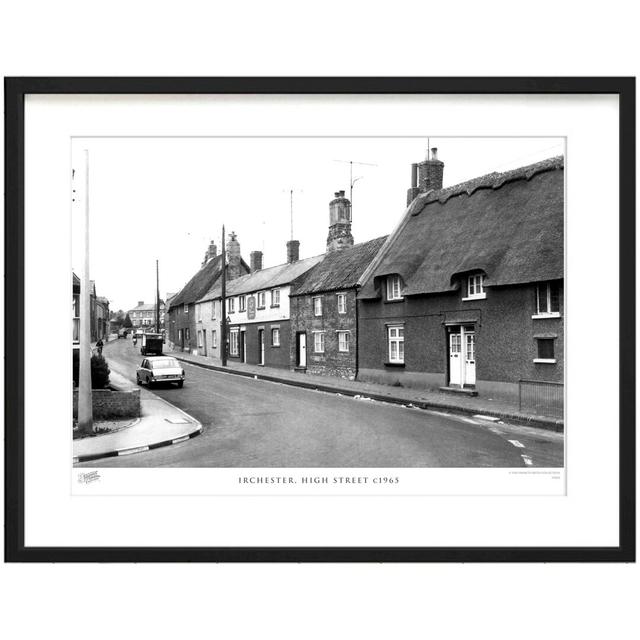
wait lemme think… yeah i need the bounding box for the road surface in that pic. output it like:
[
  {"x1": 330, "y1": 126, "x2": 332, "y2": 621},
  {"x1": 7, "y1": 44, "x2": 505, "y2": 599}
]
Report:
[{"x1": 80, "y1": 338, "x2": 564, "y2": 468}]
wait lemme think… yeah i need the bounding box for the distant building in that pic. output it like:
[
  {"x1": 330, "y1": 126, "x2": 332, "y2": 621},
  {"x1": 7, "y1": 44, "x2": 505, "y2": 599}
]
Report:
[
  {"x1": 72, "y1": 273, "x2": 110, "y2": 345},
  {"x1": 357, "y1": 151, "x2": 564, "y2": 402},
  {"x1": 127, "y1": 300, "x2": 166, "y2": 330}
]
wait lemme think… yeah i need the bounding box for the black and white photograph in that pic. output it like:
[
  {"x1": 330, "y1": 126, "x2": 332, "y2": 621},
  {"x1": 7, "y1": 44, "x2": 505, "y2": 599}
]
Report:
[{"x1": 71, "y1": 136, "x2": 565, "y2": 473}]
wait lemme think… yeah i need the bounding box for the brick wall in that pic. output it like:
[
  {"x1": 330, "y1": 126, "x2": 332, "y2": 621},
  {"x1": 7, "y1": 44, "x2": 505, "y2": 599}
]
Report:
[
  {"x1": 358, "y1": 280, "x2": 564, "y2": 397},
  {"x1": 73, "y1": 388, "x2": 140, "y2": 419},
  {"x1": 290, "y1": 289, "x2": 358, "y2": 379}
]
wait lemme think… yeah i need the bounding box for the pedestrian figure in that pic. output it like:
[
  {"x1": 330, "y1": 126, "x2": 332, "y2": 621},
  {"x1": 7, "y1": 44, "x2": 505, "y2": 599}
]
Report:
[{"x1": 96, "y1": 338, "x2": 104, "y2": 356}]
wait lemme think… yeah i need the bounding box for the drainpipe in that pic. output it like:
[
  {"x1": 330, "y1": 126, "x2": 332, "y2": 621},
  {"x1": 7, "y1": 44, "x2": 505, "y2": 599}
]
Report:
[{"x1": 354, "y1": 288, "x2": 359, "y2": 380}]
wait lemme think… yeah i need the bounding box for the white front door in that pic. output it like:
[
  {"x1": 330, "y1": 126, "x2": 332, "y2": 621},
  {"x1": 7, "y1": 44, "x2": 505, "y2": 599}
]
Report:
[
  {"x1": 258, "y1": 330, "x2": 265, "y2": 365},
  {"x1": 242, "y1": 332, "x2": 247, "y2": 363},
  {"x1": 449, "y1": 326, "x2": 476, "y2": 387},
  {"x1": 465, "y1": 332, "x2": 476, "y2": 385},
  {"x1": 298, "y1": 332, "x2": 307, "y2": 367},
  {"x1": 449, "y1": 332, "x2": 462, "y2": 386}
]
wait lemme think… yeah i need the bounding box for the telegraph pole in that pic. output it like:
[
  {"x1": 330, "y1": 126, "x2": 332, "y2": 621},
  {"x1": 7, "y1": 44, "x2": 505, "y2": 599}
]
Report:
[
  {"x1": 155, "y1": 259, "x2": 160, "y2": 332},
  {"x1": 78, "y1": 149, "x2": 93, "y2": 434},
  {"x1": 220, "y1": 224, "x2": 227, "y2": 366}
]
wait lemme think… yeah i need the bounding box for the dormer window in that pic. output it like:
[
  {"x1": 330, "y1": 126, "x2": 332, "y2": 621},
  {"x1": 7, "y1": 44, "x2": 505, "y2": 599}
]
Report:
[
  {"x1": 386, "y1": 275, "x2": 403, "y2": 301},
  {"x1": 463, "y1": 274, "x2": 486, "y2": 301}
]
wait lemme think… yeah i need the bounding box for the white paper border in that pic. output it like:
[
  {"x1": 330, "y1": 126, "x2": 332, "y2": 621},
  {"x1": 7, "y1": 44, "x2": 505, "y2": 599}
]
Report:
[{"x1": 23, "y1": 93, "x2": 619, "y2": 547}]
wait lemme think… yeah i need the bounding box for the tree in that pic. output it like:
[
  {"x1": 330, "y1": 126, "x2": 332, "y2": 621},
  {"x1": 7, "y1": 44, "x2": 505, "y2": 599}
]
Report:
[{"x1": 123, "y1": 313, "x2": 133, "y2": 328}]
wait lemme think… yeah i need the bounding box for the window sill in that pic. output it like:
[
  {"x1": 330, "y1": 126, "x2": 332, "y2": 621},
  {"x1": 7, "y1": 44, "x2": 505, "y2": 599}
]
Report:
[
  {"x1": 532, "y1": 313, "x2": 561, "y2": 320},
  {"x1": 384, "y1": 298, "x2": 404, "y2": 304},
  {"x1": 270, "y1": 305, "x2": 280, "y2": 309},
  {"x1": 314, "y1": 351, "x2": 325, "y2": 355},
  {"x1": 384, "y1": 361, "x2": 405, "y2": 368},
  {"x1": 257, "y1": 307, "x2": 265, "y2": 311},
  {"x1": 533, "y1": 358, "x2": 557, "y2": 364},
  {"x1": 271, "y1": 345, "x2": 280, "y2": 348},
  {"x1": 461, "y1": 294, "x2": 486, "y2": 301}
]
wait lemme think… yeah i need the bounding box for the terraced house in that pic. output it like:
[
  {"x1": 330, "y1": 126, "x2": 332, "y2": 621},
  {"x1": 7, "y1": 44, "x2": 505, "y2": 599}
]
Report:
[
  {"x1": 195, "y1": 239, "x2": 322, "y2": 367},
  {"x1": 166, "y1": 238, "x2": 249, "y2": 353},
  {"x1": 357, "y1": 152, "x2": 564, "y2": 405}
]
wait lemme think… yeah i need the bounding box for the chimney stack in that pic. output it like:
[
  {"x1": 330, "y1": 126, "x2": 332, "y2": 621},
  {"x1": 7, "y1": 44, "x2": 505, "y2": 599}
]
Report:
[
  {"x1": 286, "y1": 240, "x2": 300, "y2": 264},
  {"x1": 226, "y1": 231, "x2": 242, "y2": 281},
  {"x1": 407, "y1": 147, "x2": 445, "y2": 205},
  {"x1": 250, "y1": 250, "x2": 263, "y2": 273},
  {"x1": 202, "y1": 239, "x2": 218, "y2": 266},
  {"x1": 326, "y1": 190, "x2": 354, "y2": 252}
]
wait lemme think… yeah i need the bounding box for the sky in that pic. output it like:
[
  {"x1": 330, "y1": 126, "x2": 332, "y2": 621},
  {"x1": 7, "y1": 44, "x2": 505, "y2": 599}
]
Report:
[{"x1": 71, "y1": 136, "x2": 564, "y2": 312}]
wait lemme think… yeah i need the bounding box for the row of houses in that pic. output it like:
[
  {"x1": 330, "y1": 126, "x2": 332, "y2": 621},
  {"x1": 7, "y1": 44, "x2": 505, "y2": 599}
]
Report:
[
  {"x1": 72, "y1": 274, "x2": 110, "y2": 344},
  {"x1": 166, "y1": 150, "x2": 564, "y2": 402},
  {"x1": 127, "y1": 299, "x2": 167, "y2": 330}
]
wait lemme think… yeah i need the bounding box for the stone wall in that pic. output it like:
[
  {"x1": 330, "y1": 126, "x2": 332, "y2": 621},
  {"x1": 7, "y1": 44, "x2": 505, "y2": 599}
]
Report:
[{"x1": 73, "y1": 388, "x2": 140, "y2": 420}]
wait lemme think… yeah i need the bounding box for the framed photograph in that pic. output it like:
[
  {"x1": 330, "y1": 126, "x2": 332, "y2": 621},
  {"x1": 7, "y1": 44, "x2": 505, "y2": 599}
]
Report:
[{"x1": 4, "y1": 77, "x2": 635, "y2": 562}]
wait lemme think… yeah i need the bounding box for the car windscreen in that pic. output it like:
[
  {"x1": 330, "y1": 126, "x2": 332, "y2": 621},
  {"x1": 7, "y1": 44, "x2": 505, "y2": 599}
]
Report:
[{"x1": 150, "y1": 359, "x2": 179, "y2": 369}]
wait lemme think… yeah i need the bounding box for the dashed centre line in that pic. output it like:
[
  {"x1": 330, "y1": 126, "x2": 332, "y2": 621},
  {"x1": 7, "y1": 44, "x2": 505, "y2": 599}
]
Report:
[{"x1": 508, "y1": 439, "x2": 525, "y2": 448}]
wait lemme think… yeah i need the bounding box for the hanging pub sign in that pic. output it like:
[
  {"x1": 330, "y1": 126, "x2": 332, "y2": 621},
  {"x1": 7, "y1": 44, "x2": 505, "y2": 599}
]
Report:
[{"x1": 247, "y1": 295, "x2": 256, "y2": 320}]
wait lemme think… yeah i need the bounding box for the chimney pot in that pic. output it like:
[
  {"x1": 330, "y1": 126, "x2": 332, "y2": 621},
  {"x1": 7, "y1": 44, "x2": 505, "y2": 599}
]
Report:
[
  {"x1": 138, "y1": 301, "x2": 144, "y2": 306},
  {"x1": 334, "y1": 191, "x2": 340, "y2": 198},
  {"x1": 339, "y1": 190, "x2": 345, "y2": 197},
  {"x1": 431, "y1": 147, "x2": 438, "y2": 160}
]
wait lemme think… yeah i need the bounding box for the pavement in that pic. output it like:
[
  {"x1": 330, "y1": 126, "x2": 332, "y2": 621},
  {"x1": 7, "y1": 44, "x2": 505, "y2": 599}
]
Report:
[
  {"x1": 73, "y1": 366, "x2": 202, "y2": 464},
  {"x1": 166, "y1": 346, "x2": 563, "y2": 431}
]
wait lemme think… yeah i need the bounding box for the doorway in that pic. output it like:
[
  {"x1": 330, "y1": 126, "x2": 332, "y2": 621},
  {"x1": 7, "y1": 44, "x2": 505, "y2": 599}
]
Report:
[
  {"x1": 296, "y1": 332, "x2": 307, "y2": 368},
  {"x1": 258, "y1": 329, "x2": 265, "y2": 365},
  {"x1": 241, "y1": 331, "x2": 247, "y2": 363},
  {"x1": 448, "y1": 325, "x2": 476, "y2": 387}
]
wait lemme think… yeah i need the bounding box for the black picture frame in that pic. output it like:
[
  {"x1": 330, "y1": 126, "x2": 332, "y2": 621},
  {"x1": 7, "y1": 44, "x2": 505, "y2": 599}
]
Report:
[{"x1": 4, "y1": 77, "x2": 635, "y2": 563}]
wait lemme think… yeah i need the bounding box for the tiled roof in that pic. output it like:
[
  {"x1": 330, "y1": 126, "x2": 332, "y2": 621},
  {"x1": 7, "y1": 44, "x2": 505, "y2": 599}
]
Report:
[
  {"x1": 359, "y1": 156, "x2": 564, "y2": 299},
  {"x1": 198, "y1": 255, "x2": 324, "y2": 302},
  {"x1": 290, "y1": 236, "x2": 388, "y2": 296},
  {"x1": 129, "y1": 302, "x2": 163, "y2": 312},
  {"x1": 169, "y1": 255, "x2": 225, "y2": 307}
]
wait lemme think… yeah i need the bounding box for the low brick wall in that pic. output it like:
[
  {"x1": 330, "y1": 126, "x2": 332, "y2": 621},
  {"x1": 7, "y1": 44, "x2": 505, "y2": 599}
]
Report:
[{"x1": 73, "y1": 388, "x2": 140, "y2": 420}]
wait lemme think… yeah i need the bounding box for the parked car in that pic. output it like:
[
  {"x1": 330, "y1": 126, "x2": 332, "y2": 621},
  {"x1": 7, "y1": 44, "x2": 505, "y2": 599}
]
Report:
[
  {"x1": 140, "y1": 332, "x2": 163, "y2": 356},
  {"x1": 136, "y1": 356, "x2": 185, "y2": 388}
]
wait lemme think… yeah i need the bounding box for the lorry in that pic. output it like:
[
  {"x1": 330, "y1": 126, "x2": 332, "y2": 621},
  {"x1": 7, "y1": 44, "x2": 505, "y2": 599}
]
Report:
[{"x1": 140, "y1": 332, "x2": 164, "y2": 356}]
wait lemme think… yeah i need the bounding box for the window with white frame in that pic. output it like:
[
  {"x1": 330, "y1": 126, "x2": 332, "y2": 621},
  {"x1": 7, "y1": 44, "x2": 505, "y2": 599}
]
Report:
[
  {"x1": 196, "y1": 304, "x2": 202, "y2": 322},
  {"x1": 534, "y1": 282, "x2": 561, "y2": 317},
  {"x1": 272, "y1": 328, "x2": 280, "y2": 346},
  {"x1": 212, "y1": 330, "x2": 217, "y2": 348},
  {"x1": 464, "y1": 274, "x2": 486, "y2": 300},
  {"x1": 388, "y1": 325, "x2": 404, "y2": 363},
  {"x1": 230, "y1": 329, "x2": 239, "y2": 356},
  {"x1": 271, "y1": 288, "x2": 280, "y2": 307},
  {"x1": 183, "y1": 303, "x2": 189, "y2": 313},
  {"x1": 239, "y1": 295, "x2": 246, "y2": 312},
  {"x1": 313, "y1": 296, "x2": 322, "y2": 316},
  {"x1": 337, "y1": 330, "x2": 350, "y2": 352},
  {"x1": 257, "y1": 291, "x2": 266, "y2": 308},
  {"x1": 386, "y1": 275, "x2": 403, "y2": 301},
  {"x1": 185, "y1": 328, "x2": 190, "y2": 341},
  {"x1": 197, "y1": 330, "x2": 203, "y2": 348},
  {"x1": 228, "y1": 297, "x2": 235, "y2": 313},
  {"x1": 534, "y1": 337, "x2": 556, "y2": 363},
  {"x1": 211, "y1": 300, "x2": 216, "y2": 320},
  {"x1": 337, "y1": 293, "x2": 347, "y2": 314},
  {"x1": 313, "y1": 331, "x2": 325, "y2": 353}
]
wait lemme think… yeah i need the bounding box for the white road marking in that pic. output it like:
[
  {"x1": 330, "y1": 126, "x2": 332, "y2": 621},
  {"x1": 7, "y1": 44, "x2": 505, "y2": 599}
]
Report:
[
  {"x1": 508, "y1": 439, "x2": 525, "y2": 448},
  {"x1": 473, "y1": 414, "x2": 501, "y2": 422},
  {"x1": 459, "y1": 417, "x2": 480, "y2": 425},
  {"x1": 489, "y1": 427, "x2": 504, "y2": 434},
  {"x1": 521, "y1": 455, "x2": 533, "y2": 466}
]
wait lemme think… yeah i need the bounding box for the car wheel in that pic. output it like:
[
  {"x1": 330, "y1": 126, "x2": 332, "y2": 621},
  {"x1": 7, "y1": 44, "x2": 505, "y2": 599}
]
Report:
[
  {"x1": 136, "y1": 375, "x2": 141, "y2": 386},
  {"x1": 177, "y1": 381, "x2": 184, "y2": 388}
]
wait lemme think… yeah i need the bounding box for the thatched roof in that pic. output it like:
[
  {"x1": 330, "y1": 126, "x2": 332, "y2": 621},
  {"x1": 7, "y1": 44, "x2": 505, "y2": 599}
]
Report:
[
  {"x1": 359, "y1": 156, "x2": 564, "y2": 299},
  {"x1": 290, "y1": 236, "x2": 388, "y2": 296},
  {"x1": 197, "y1": 254, "x2": 324, "y2": 303},
  {"x1": 169, "y1": 255, "x2": 225, "y2": 307}
]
